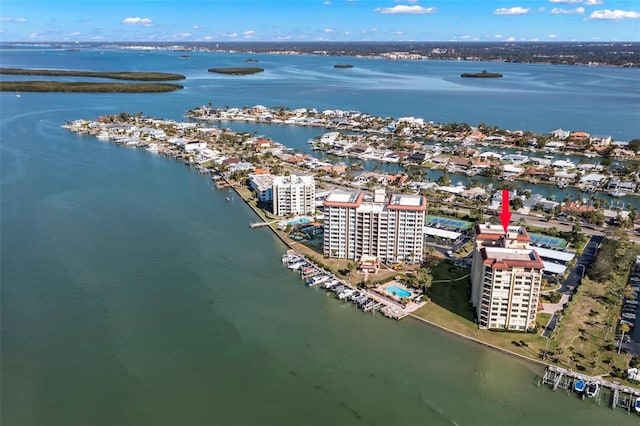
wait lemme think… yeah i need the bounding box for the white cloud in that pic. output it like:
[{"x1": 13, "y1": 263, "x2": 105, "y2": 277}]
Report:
[
  {"x1": 588, "y1": 9, "x2": 640, "y2": 20},
  {"x1": 243, "y1": 30, "x2": 255, "y2": 36},
  {"x1": 69, "y1": 31, "x2": 81, "y2": 36},
  {"x1": 494, "y1": 34, "x2": 503, "y2": 38},
  {"x1": 323, "y1": 1, "x2": 331, "y2": 5},
  {"x1": 388, "y1": 30, "x2": 405, "y2": 35},
  {"x1": 193, "y1": 25, "x2": 201, "y2": 30},
  {"x1": 549, "y1": 0, "x2": 582, "y2": 4},
  {"x1": 323, "y1": 28, "x2": 335, "y2": 33},
  {"x1": 493, "y1": 7, "x2": 531, "y2": 15},
  {"x1": 505, "y1": 36, "x2": 516, "y2": 41},
  {"x1": 549, "y1": 33, "x2": 557, "y2": 38},
  {"x1": 551, "y1": 7, "x2": 585, "y2": 14},
  {"x1": 1, "y1": 17, "x2": 27, "y2": 23},
  {"x1": 584, "y1": 0, "x2": 603, "y2": 4},
  {"x1": 122, "y1": 17, "x2": 153, "y2": 26},
  {"x1": 374, "y1": 5, "x2": 437, "y2": 15}
]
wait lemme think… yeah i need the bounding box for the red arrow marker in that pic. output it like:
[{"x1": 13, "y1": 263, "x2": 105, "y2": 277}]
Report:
[{"x1": 499, "y1": 189, "x2": 511, "y2": 234}]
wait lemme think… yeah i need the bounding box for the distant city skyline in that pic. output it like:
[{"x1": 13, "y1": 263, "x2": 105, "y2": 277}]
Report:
[{"x1": 1, "y1": 0, "x2": 638, "y2": 43}]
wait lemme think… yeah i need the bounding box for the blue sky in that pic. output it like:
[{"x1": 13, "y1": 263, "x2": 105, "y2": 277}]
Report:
[{"x1": 1, "y1": 0, "x2": 638, "y2": 42}]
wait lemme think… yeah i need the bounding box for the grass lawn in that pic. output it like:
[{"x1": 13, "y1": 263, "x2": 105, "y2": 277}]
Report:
[
  {"x1": 548, "y1": 275, "x2": 633, "y2": 376},
  {"x1": 413, "y1": 259, "x2": 549, "y2": 361}
]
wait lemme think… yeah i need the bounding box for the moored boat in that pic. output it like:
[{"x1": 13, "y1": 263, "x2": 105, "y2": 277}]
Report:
[
  {"x1": 585, "y1": 381, "x2": 599, "y2": 398},
  {"x1": 574, "y1": 379, "x2": 586, "y2": 394},
  {"x1": 635, "y1": 396, "x2": 640, "y2": 413}
]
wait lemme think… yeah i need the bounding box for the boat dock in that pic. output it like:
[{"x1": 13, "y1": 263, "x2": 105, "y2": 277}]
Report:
[
  {"x1": 280, "y1": 249, "x2": 410, "y2": 320},
  {"x1": 250, "y1": 221, "x2": 274, "y2": 228},
  {"x1": 541, "y1": 365, "x2": 640, "y2": 412}
]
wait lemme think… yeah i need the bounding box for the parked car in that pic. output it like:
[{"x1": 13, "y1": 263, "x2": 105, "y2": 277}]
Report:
[{"x1": 622, "y1": 313, "x2": 637, "y2": 320}]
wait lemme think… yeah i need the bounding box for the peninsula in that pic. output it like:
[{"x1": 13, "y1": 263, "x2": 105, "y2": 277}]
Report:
[
  {"x1": 461, "y1": 70, "x2": 503, "y2": 78},
  {"x1": 208, "y1": 67, "x2": 264, "y2": 75},
  {"x1": 0, "y1": 68, "x2": 186, "y2": 81},
  {"x1": 1, "y1": 81, "x2": 183, "y2": 93}
]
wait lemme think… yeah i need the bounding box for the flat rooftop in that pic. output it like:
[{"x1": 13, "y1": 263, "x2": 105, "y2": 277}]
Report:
[
  {"x1": 325, "y1": 191, "x2": 360, "y2": 203},
  {"x1": 389, "y1": 194, "x2": 422, "y2": 207}
]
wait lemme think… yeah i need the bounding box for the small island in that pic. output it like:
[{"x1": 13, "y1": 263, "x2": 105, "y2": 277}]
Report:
[
  {"x1": 208, "y1": 67, "x2": 264, "y2": 75},
  {"x1": 0, "y1": 81, "x2": 184, "y2": 93},
  {"x1": 334, "y1": 64, "x2": 354, "y2": 69},
  {"x1": 0, "y1": 68, "x2": 186, "y2": 81},
  {"x1": 460, "y1": 70, "x2": 503, "y2": 78}
]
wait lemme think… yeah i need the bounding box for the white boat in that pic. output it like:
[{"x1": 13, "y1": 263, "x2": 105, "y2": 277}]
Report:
[
  {"x1": 585, "y1": 382, "x2": 599, "y2": 398},
  {"x1": 146, "y1": 143, "x2": 159, "y2": 153},
  {"x1": 288, "y1": 261, "x2": 305, "y2": 270},
  {"x1": 609, "y1": 190, "x2": 625, "y2": 197},
  {"x1": 306, "y1": 275, "x2": 330, "y2": 287},
  {"x1": 338, "y1": 289, "x2": 355, "y2": 300},
  {"x1": 634, "y1": 397, "x2": 640, "y2": 413}
]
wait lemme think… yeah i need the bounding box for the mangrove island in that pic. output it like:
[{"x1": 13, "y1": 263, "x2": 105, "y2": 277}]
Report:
[
  {"x1": 0, "y1": 68, "x2": 186, "y2": 81},
  {"x1": 1, "y1": 81, "x2": 184, "y2": 93},
  {"x1": 461, "y1": 70, "x2": 503, "y2": 78},
  {"x1": 208, "y1": 67, "x2": 264, "y2": 75}
]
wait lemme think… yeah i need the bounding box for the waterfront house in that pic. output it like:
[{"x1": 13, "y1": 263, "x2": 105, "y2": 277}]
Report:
[
  {"x1": 580, "y1": 173, "x2": 607, "y2": 187},
  {"x1": 589, "y1": 135, "x2": 612, "y2": 148},
  {"x1": 549, "y1": 128, "x2": 571, "y2": 140}
]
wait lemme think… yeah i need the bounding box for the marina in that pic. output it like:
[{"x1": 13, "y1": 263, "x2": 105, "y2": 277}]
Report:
[
  {"x1": 541, "y1": 365, "x2": 640, "y2": 414},
  {"x1": 279, "y1": 249, "x2": 419, "y2": 320}
]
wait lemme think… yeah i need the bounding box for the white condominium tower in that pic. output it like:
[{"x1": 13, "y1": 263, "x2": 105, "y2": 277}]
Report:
[
  {"x1": 323, "y1": 189, "x2": 426, "y2": 264},
  {"x1": 470, "y1": 224, "x2": 543, "y2": 331},
  {"x1": 272, "y1": 175, "x2": 315, "y2": 216}
]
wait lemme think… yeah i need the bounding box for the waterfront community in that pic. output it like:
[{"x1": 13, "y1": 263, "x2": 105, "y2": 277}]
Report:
[
  {"x1": 62, "y1": 101, "x2": 640, "y2": 409},
  {"x1": 4, "y1": 39, "x2": 640, "y2": 425}
]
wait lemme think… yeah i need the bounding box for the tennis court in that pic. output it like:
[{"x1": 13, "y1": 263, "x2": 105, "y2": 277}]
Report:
[
  {"x1": 425, "y1": 215, "x2": 474, "y2": 231},
  {"x1": 529, "y1": 233, "x2": 568, "y2": 249}
]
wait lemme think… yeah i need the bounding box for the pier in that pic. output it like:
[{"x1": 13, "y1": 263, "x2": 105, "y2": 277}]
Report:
[
  {"x1": 249, "y1": 221, "x2": 274, "y2": 228},
  {"x1": 541, "y1": 365, "x2": 640, "y2": 412}
]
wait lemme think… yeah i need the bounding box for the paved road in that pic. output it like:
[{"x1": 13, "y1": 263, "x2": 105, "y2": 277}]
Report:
[{"x1": 540, "y1": 235, "x2": 603, "y2": 334}]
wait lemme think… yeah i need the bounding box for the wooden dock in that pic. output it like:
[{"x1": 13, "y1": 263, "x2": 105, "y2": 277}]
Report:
[{"x1": 541, "y1": 365, "x2": 640, "y2": 412}]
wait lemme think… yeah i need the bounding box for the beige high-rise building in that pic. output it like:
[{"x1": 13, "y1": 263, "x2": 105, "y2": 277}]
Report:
[
  {"x1": 323, "y1": 189, "x2": 426, "y2": 264},
  {"x1": 470, "y1": 224, "x2": 543, "y2": 331}
]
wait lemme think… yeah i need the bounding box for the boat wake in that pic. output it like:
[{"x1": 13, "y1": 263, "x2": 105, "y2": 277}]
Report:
[{"x1": 420, "y1": 395, "x2": 459, "y2": 426}]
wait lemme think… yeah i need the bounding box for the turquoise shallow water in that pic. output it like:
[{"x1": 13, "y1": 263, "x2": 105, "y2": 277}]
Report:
[{"x1": 1, "y1": 47, "x2": 639, "y2": 426}]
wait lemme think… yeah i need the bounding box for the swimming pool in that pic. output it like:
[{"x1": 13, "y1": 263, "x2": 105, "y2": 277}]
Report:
[{"x1": 385, "y1": 285, "x2": 412, "y2": 299}]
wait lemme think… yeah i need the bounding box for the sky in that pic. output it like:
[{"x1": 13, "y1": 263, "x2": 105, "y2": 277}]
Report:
[{"x1": 0, "y1": 0, "x2": 638, "y2": 43}]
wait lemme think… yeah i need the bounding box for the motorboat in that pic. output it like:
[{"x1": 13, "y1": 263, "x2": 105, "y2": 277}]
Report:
[
  {"x1": 306, "y1": 275, "x2": 330, "y2": 287},
  {"x1": 574, "y1": 379, "x2": 586, "y2": 394},
  {"x1": 635, "y1": 396, "x2": 640, "y2": 413},
  {"x1": 609, "y1": 190, "x2": 625, "y2": 197},
  {"x1": 585, "y1": 382, "x2": 599, "y2": 398}
]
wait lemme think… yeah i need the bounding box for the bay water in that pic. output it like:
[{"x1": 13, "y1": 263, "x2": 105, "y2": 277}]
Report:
[{"x1": 2, "y1": 46, "x2": 639, "y2": 425}]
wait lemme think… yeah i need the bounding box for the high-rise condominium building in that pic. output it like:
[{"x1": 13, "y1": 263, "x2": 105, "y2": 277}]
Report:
[
  {"x1": 323, "y1": 189, "x2": 426, "y2": 264},
  {"x1": 272, "y1": 175, "x2": 315, "y2": 216},
  {"x1": 470, "y1": 224, "x2": 543, "y2": 331}
]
